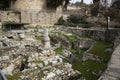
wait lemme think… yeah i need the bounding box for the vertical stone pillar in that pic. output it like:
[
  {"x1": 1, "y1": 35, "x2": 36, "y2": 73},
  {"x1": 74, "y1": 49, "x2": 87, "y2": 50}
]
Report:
[{"x1": 43, "y1": 28, "x2": 51, "y2": 49}]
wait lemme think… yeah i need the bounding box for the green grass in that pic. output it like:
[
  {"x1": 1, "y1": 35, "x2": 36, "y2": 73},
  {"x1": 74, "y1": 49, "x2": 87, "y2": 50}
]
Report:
[
  {"x1": 54, "y1": 47, "x2": 62, "y2": 55},
  {"x1": 6, "y1": 72, "x2": 21, "y2": 80},
  {"x1": 64, "y1": 34, "x2": 78, "y2": 42},
  {"x1": 66, "y1": 41, "x2": 113, "y2": 80},
  {"x1": 88, "y1": 41, "x2": 113, "y2": 60},
  {"x1": 30, "y1": 60, "x2": 43, "y2": 63},
  {"x1": 72, "y1": 51, "x2": 107, "y2": 80},
  {"x1": 72, "y1": 60, "x2": 103, "y2": 80},
  {"x1": 35, "y1": 36, "x2": 41, "y2": 40},
  {"x1": 67, "y1": 34, "x2": 78, "y2": 41}
]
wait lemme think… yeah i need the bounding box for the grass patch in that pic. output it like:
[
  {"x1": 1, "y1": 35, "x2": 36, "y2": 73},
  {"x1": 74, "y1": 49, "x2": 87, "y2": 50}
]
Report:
[
  {"x1": 65, "y1": 40, "x2": 112, "y2": 80},
  {"x1": 88, "y1": 41, "x2": 113, "y2": 60},
  {"x1": 6, "y1": 72, "x2": 21, "y2": 80},
  {"x1": 30, "y1": 60, "x2": 43, "y2": 63},
  {"x1": 72, "y1": 60, "x2": 104, "y2": 80},
  {"x1": 67, "y1": 34, "x2": 78, "y2": 41},
  {"x1": 35, "y1": 36, "x2": 41, "y2": 40},
  {"x1": 54, "y1": 47, "x2": 62, "y2": 55}
]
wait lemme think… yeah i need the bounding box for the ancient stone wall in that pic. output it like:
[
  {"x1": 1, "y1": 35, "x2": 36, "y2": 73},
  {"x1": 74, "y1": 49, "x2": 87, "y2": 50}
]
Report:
[
  {"x1": 0, "y1": 10, "x2": 62, "y2": 26},
  {"x1": 59, "y1": 26, "x2": 120, "y2": 42},
  {"x1": 0, "y1": 11, "x2": 20, "y2": 22},
  {"x1": 13, "y1": 0, "x2": 46, "y2": 12},
  {"x1": 20, "y1": 11, "x2": 62, "y2": 26}
]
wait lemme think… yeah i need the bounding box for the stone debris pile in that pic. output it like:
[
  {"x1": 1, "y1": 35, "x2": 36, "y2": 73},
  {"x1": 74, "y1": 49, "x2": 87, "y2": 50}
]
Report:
[{"x1": 0, "y1": 29, "x2": 82, "y2": 80}]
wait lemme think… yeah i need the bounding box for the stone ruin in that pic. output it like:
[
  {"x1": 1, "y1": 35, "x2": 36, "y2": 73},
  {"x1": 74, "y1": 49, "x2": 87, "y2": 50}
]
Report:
[
  {"x1": 0, "y1": 28, "x2": 81, "y2": 80},
  {"x1": 0, "y1": 0, "x2": 62, "y2": 26}
]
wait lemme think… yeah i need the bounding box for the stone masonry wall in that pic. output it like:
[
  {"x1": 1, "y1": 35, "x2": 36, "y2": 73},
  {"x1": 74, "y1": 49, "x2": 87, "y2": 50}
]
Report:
[
  {"x1": 0, "y1": 11, "x2": 20, "y2": 22},
  {"x1": 13, "y1": 0, "x2": 46, "y2": 11},
  {"x1": 59, "y1": 27, "x2": 120, "y2": 42},
  {"x1": 0, "y1": 11, "x2": 62, "y2": 26},
  {"x1": 21, "y1": 11, "x2": 62, "y2": 26}
]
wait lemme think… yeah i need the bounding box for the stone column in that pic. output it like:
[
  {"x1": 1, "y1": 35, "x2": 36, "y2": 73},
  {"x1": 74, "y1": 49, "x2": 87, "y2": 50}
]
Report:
[{"x1": 43, "y1": 28, "x2": 51, "y2": 49}]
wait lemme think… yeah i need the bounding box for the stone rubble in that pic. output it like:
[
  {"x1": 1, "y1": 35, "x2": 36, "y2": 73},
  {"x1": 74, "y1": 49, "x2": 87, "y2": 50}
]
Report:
[{"x1": 0, "y1": 30, "x2": 82, "y2": 80}]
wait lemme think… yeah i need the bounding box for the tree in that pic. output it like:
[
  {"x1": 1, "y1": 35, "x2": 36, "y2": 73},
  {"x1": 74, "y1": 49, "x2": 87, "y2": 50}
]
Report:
[
  {"x1": 90, "y1": 0, "x2": 100, "y2": 16},
  {"x1": 63, "y1": 0, "x2": 69, "y2": 10},
  {"x1": 81, "y1": 0, "x2": 84, "y2": 3},
  {"x1": 108, "y1": 0, "x2": 120, "y2": 22},
  {"x1": 0, "y1": 0, "x2": 10, "y2": 9},
  {"x1": 46, "y1": 0, "x2": 69, "y2": 10},
  {"x1": 93, "y1": 0, "x2": 100, "y2": 3},
  {"x1": 111, "y1": 0, "x2": 120, "y2": 9}
]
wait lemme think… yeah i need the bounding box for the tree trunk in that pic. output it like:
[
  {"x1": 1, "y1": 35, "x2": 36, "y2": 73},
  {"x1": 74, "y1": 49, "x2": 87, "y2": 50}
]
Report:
[{"x1": 81, "y1": 0, "x2": 83, "y2": 3}]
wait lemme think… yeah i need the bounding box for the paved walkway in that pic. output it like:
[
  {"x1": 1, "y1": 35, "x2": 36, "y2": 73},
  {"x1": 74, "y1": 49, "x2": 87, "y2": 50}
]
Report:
[{"x1": 99, "y1": 44, "x2": 120, "y2": 80}]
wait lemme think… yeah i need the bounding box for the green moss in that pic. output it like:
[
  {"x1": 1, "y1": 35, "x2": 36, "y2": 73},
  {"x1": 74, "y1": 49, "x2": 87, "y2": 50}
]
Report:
[
  {"x1": 54, "y1": 47, "x2": 62, "y2": 55},
  {"x1": 30, "y1": 60, "x2": 43, "y2": 63},
  {"x1": 88, "y1": 41, "x2": 113, "y2": 60},
  {"x1": 6, "y1": 72, "x2": 21, "y2": 80},
  {"x1": 66, "y1": 40, "x2": 112, "y2": 80},
  {"x1": 72, "y1": 59, "x2": 107, "y2": 80},
  {"x1": 35, "y1": 36, "x2": 41, "y2": 40},
  {"x1": 72, "y1": 60, "x2": 98, "y2": 80},
  {"x1": 3, "y1": 21, "x2": 15, "y2": 24},
  {"x1": 67, "y1": 34, "x2": 78, "y2": 41}
]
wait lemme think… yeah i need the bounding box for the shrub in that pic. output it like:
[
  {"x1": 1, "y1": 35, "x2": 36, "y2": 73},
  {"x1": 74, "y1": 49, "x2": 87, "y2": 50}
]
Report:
[
  {"x1": 57, "y1": 16, "x2": 65, "y2": 25},
  {"x1": 67, "y1": 15, "x2": 85, "y2": 24}
]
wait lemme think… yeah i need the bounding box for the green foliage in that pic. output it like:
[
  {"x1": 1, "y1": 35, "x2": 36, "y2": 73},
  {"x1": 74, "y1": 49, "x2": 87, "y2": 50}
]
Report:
[
  {"x1": 67, "y1": 15, "x2": 85, "y2": 24},
  {"x1": 93, "y1": 0, "x2": 100, "y2": 4},
  {"x1": 0, "y1": 0, "x2": 9, "y2": 9},
  {"x1": 107, "y1": 1, "x2": 120, "y2": 23},
  {"x1": 57, "y1": 16, "x2": 65, "y2": 25},
  {"x1": 111, "y1": 1, "x2": 120, "y2": 9},
  {"x1": 35, "y1": 36, "x2": 41, "y2": 40},
  {"x1": 3, "y1": 21, "x2": 15, "y2": 24},
  {"x1": 57, "y1": 14, "x2": 96, "y2": 28},
  {"x1": 46, "y1": 0, "x2": 70, "y2": 10},
  {"x1": 90, "y1": 2, "x2": 100, "y2": 16},
  {"x1": 46, "y1": 0, "x2": 63, "y2": 9},
  {"x1": 46, "y1": 0, "x2": 69, "y2": 9},
  {"x1": 30, "y1": 60, "x2": 43, "y2": 63},
  {"x1": 67, "y1": 34, "x2": 78, "y2": 41}
]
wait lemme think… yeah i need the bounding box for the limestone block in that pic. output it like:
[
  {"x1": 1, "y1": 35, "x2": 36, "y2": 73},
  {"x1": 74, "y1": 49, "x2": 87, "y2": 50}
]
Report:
[
  {"x1": 51, "y1": 61, "x2": 57, "y2": 66},
  {"x1": 0, "y1": 57, "x2": 2, "y2": 61},
  {"x1": 2, "y1": 56, "x2": 9, "y2": 61},
  {"x1": 38, "y1": 63, "x2": 43, "y2": 68},
  {"x1": 43, "y1": 60, "x2": 48, "y2": 66},
  {"x1": 56, "y1": 70, "x2": 62, "y2": 75}
]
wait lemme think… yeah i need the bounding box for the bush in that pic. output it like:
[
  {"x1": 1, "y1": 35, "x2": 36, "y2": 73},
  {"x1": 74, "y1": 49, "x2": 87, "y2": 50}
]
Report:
[
  {"x1": 67, "y1": 15, "x2": 85, "y2": 24},
  {"x1": 57, "y1": 16, "x2": 65, "y2": 25},
  {"x1": 56, "y1": 15, "x2": 96, "y2": 28}
]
